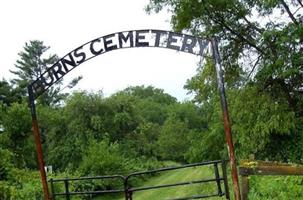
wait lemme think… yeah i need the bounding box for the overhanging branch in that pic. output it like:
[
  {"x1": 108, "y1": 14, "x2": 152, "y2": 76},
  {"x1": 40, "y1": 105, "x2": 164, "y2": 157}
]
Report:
[{"x1": 280, "y1": 0, "x2": 299, "y2": 25}]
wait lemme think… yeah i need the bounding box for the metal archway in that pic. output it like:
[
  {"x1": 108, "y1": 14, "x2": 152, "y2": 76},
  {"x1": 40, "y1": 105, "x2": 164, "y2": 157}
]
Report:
[{"x1": 27, "y1": 29, "x2": 241, "y2": 200}]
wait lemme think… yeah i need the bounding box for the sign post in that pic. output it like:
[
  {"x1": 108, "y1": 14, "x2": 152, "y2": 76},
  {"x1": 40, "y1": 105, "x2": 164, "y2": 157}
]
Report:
[
  {"x1": 210, "y1": 38, "x2": 241, "y2": 200},
  {"x1": 28, "y1": 87, "x2": 51, "y2": 200}
]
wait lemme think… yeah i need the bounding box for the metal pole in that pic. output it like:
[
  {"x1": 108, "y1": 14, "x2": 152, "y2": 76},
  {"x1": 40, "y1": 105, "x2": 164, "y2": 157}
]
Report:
[
  {"x1": 213, "y1": 162, "x2": 223, "y2": 196},
  {"x1": 222, "y1": 160, "x2": 230, "y2": 199},
  {"x1": 64, "y1": 180, "x2": 70, "y2": 200},
  {"x1": 124, "y1": 178, "x2": 129, "y2": 200},
  {"x1": 28, "y1": 86, "x2": 51, "y2": 200},
  {"x1": 210, "y1": 38, "x2": 241, "y2": 200},
  {"x1": 50, "y1": 178, "x2": 56, "y2": 200}
]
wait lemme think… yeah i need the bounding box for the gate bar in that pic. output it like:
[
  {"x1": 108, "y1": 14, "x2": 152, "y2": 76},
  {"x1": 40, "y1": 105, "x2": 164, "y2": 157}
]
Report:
[
  {"x1": 50, "y1": 160, "x2": 228, "y2": 199},
  {"x1": 128, "y1": 178, "x2": 224, "y2": 192},
  {"x1": 210, "y1": 38, "x2": 241, "y2": 200}
]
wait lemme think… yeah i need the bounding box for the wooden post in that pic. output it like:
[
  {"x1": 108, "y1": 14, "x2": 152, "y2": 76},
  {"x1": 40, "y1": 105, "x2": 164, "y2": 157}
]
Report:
[
  {"x1": 239, "y1": 159, "x2": 303, "y2": 200},
  {"x1": 241, "y1": 176, "x2": 249, "y2": 200}
]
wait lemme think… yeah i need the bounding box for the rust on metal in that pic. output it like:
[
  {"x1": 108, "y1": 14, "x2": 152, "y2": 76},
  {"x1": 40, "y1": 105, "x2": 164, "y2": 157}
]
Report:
[
  {"x1": 28, "y1": 87, "x2": 51, "y2": 200},
  {"x1": 211, "y1": 38, "x2": 241, "y2": 200},
  {"x1": 32, "y1": 119, "x2": 51, "y2": 200}
]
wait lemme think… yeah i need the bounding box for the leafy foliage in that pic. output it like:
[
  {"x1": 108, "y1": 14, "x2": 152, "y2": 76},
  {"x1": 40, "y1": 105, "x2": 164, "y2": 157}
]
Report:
[
  {"x1": 0, "y1": 148, "x2": 13, "y2": 180},
  {"x1": 1, "y1": 0, "x2": 303, "y2": 195},
  {"x1": 9, "y1": 40, "x2": 82, "y2": 106},
  {"x1": 0, "y1": 102, "x2": 36, "y2": 168},
  {"x1": 248, "y1": 176, "x2": 303, "y2": 199},
  {"x1": 147, "y1": 0, "x2": 303, "y2": 163},
  {"x1": 0, "y1": 169, "x2": 42, "y2": 200},
  {"x1": 157, "y1": 118, "x2": 190, "y2": 162},
  {"x1": 0, "y1": 79, "x2": 22, "y2": 106},
  {"x1": 79, "y1": 137, "x2": 131, "y2": 176}
]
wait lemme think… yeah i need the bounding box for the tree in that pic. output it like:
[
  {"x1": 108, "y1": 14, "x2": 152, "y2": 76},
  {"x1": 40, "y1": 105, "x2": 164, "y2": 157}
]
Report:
[
  {"x1": 0, "y1": 80, "x2": 11, "y2": 104},
  {"x1": 122, "y1": 85, "x2": 177, "y2": 125},
  {"x1": 0, "y1": 79, "x2": 22, "y2": 106},
  {"x1": 44, "y1": 91, "x2": 107, "y2": 169},
  {"x1": 229, "y1": 86, "x2": 301, "y2": 162},
  {"x1": 0, "y1": 102, "x2": 36, "y2": 168},
  {"x1": 147, "y1": 0, "x2": 303, "y2": 162},
  {"x1": 157, "y1": 117, "x2": 191, "y2": 162},
  {"x1": 147, "y1": 0, "x2": 302, "y2": 110},
  {"x1": 106, "y1": 92, "x2": 141, "y2": 141},
  {"x1": 11, "y1": 41, "x2": 57, "y2": 89},
  {"x1": 123, "y1": 85, "x2": 177, "y2": 105},
  {"x1": 10, "y1": 40, "x2": 82, "y2": 105}
]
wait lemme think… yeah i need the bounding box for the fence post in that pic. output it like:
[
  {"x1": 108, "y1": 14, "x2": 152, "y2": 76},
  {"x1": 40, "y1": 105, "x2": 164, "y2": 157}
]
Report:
[
  {"x1": 124, "y1": 178, "x2": 129, "y2": 200},
  {"x1": 214, "y1": 162, "x2": 223, "y2": 196},
  {"x1": 222, "y1": 160, "x2": 230, "y2": 200},
  {"x1": 64, "y1": 180, "x2": 70, "y2": 200},
  {"x1": 129, "y1": 191, "x2": 133, "y2": 200},
  {"x1": 50, "y1": 179, "x2": 56, "y2": 200},
  {"x1": 241, "y1": 175, "x2": 249, "y2": 200}
]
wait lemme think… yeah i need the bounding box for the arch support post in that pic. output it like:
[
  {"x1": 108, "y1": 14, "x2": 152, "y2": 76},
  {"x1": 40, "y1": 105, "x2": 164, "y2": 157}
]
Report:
[
  {"x1": 28, "y1": 87, "x2": 51, "y2": 200},
  {"x1": 210, "y1": 38, "x2": 241, "y2": 200}
]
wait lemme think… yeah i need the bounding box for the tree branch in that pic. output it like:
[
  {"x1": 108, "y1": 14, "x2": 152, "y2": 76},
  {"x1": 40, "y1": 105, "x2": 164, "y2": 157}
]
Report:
[
  {"x1": 246, "y1": 54, "x2": 262, "y2": 82},
  {"x1": 242, "y1": 16, "x2": 263, "y2": 34},
  {"x1": 214, "y1": 15, "x2": 265, "y2": 55},
  {"x1": 280, "y1": 0, "x2": 299, "y2": 25},
  {"x1": 298, "y1": 0, "x2": 303, "y2": 8},
  {"x1": 200, "y1": 0, "x2": 265, "y2": 55},
  {"x1": 231, "y1": 1, "x2": 264, "y2": 34}
]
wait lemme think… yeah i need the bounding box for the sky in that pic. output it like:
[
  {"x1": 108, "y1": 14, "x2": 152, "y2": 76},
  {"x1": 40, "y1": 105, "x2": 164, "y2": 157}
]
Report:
[{"x1": 0, "y1": 0, "x2": 202, "y2": 101}]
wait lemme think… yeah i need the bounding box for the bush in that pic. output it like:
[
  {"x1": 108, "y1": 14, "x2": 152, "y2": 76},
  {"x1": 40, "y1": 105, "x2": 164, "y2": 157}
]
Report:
[
  {"x1": 0, "y1": 169, "x2": 43, "y2": 200},
  {"x1": 249, "y1": 175, "x2": 303, "y2": 200},
  {"x1": 79, "y1": 138, "x2": 131, "y2": 176},
  {"x1": 0, "y1": 148, "x2": 13, "y2": 180},
  {"x1": 0, "y1": 181, "x2": 12, "y2": 200},
  {"x1": 76, "y1": 138, "x2": 133, "y2": 194}
]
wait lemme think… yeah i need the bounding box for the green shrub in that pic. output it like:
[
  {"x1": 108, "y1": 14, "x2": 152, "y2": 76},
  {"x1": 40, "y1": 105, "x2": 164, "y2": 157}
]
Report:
[
  {"x1": 0, "y1": 181, "x2": 12, "y2": 200},
  {"x1": 76, "y1": 138, "x2": 132, "y2": 194},
  {"x1": 0, "y1": 148, "x2": 13, "y2": 180},
  {"x1": 79, "y1": 138, "x2": 131, "y2": 176},
  {"x1": 0, "y1": 169, "x2": 43, "y2": 200},
  {"x1": 249, "y1": 175, "x2": 303, "y2": 200}
]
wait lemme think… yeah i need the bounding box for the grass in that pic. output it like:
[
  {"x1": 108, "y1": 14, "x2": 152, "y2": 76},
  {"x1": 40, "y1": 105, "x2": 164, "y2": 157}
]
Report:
[{"x1": 92, "y1": 163, "x2": 227, "y2": 200}]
